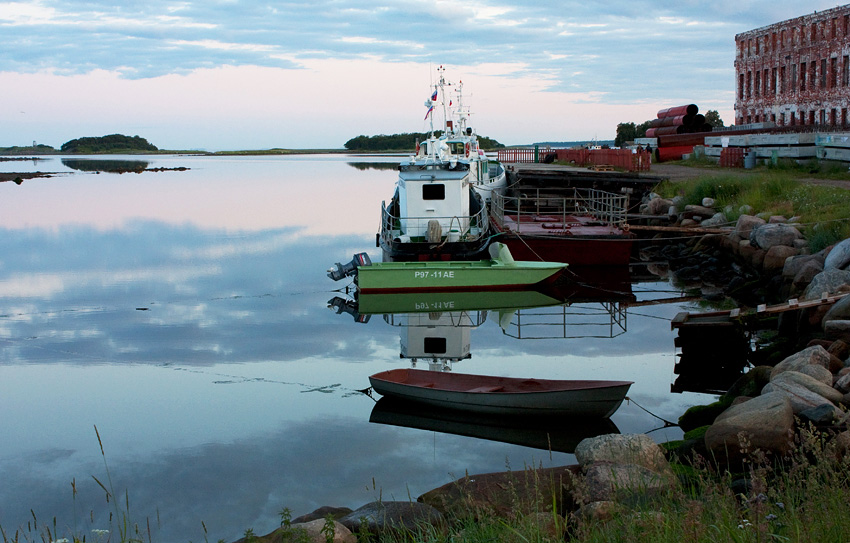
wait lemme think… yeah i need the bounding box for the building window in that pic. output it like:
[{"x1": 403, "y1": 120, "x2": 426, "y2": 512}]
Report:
[
  {"x1": 780, "y1": 112, "x2": 785, "y2": 126},
  {"x1": 755, "y1": 71, "x2": 761, "y2": 96},
  {"x1": 800, "y1": 62, "x2": 806, "y2": 91},
  {"x1": 772, "y1": 67, "x2": 778, "y2": 95},
  {"x1": 811, "y1": 22, "x2": 817, "y2": 42},
  {"x1": 832, "y1": 57, "x2": 838, "y2": 88},
  {"x1": 780, "y1": 66, "x2": 786, "y2": 93},
  {"x1": 812, "y1": 62, "x2": 818, "y2": 89},
  {"x1": 844, "y1": 56, "x2": 850, "y2": 86},
  {"x1": 739, "y1": 73, "x2": 745, "y2": 99},
  {"x1": 781, "y1": 29, "x2": 787, "y2": 47},
  {"x1": 821, "y1": 59, "x2": 827, "y2": 89},
  {"x1": 845, "y1": 15, "x2": 850, "y2": 36},
  {"x1": 831, "y1": 109, "x2": 838, "y2": 126},
  {"x1": 843, "y1": 108, "x2": 848, "y2": 126},
  {"x1": 791, "y1": 112, "x2": 796, "y2": 125},
  {"x1": 747, "y1": 71, "x2": 752, "y2": 98},
  {"x1": 791, "y1": 63, "x2": 797, "y2": 93},
  {"x1": 755, "y1": 37, "x2": 760, "y2": 55},
  {"x1": 810, "y1": 111, "x2": 816, "y2": 125},
  {"x1": 833, "y1": 17, "x2": 838, "y2": 39}
]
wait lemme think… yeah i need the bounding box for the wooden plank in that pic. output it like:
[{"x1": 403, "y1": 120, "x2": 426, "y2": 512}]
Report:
[
  {"x1": 757, "y1": 304, "x2": 767, "y2": 313},
  {"x1": 729, "y1": 308, "x2": 740, "y2": 318},
  {"x1": 627, "y1": 224, "x2": 733, "y2": 234}
]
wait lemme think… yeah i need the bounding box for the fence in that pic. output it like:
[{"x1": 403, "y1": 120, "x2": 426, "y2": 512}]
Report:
[
  {"x1": 498, "y1": 147, "x2": 651, "y2": 172},
  {"x1": 491, "y1": 187, "x2": 628, "y2": 229}
]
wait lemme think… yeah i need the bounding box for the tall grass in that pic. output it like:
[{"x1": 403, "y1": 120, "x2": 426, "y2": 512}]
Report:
[{"x1": 654, "y1": 171, "x2": 850, "y2": 251}]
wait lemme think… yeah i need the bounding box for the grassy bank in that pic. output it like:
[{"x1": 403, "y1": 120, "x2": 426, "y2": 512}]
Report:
[{"x1": 652, "y1": 165, "x2": 850, "y2": 252}]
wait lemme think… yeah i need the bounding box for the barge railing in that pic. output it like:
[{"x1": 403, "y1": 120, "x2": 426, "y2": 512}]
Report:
[{"x1": 490, "y1": 188, "x2": 628, "y2": 230}]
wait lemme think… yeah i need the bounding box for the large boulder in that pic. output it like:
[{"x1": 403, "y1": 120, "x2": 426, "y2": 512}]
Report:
[
  {"x1": 824, "y1": 320, "x2": 850, "y2": 343},
  {"x1": 824, "y1": 296, "x2": 850, "y2": 323},
  {"x1": 763, "y1": 245, "x2": 798, "y2": 271},
  {"x1": 824, "y1": 238, "x2": 850, "y2": 270},
  {"x1": 338, "y1": 501, "x2": 443, "y2": 535},
  {"x1": 574, "y1": 434, "x2": 670, "y2": 474},
  {"x1": 734, "y1": 215, "x2": 765, "y2": 240},
  {"x1": 750, "y1": 223, "x2": 802, "y2": 250},
  {"x1": 801, "y1": 269, "x2": 850, "y2": 300},
  {"x1": 418, "y1": 466, "x2": 579, "y2": 520},
  {"x1": 782, "y1": 254, "x2": 823, "y2": 278},
  {"x1": 797, "y1": 363, "x2": 835, "y2": 386},
  {"x1": 765, "y1": 370, "x2": 844, "y2": 405},
  {"x1": 704, "y1": 392, "x2": 794, "y2": 464},
  {"x1": 250, "y1": 519, "x2": 356, "y2": 543},
  {"x1": 769, "y1": 345, "x2": 831, "y2": 379},
  {"x1": 648, "y1": 197, "x2": 674, "y2": 215},
  {"x1": 583, "y1": 462, "x2": 675, "y2": 503}
]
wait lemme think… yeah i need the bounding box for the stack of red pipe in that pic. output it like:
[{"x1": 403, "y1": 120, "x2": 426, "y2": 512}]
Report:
[{"x1": 646, "y1": 104, "x2": 712, "y2": 138}]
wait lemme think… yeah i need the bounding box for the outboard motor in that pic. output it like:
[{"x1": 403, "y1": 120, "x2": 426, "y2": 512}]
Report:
[
  {"x1": 327, "y1": 296, "x2": 370, "y2": 323},
  {"x1": 327, "y1": 252, "x2": 372, "y2": 281}
]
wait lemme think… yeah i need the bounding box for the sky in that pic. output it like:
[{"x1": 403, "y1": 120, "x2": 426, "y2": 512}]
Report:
[{"x1": 0, "y1": 1, "x2": 842, "y2": 150}]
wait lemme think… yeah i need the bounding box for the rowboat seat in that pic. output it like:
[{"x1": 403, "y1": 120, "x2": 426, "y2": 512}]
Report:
[{"x1": 468, "y1": 385, "x2": 505, "y2": 393}]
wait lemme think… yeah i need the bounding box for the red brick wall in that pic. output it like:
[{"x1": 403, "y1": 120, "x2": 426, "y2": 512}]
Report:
[{"x1": 734, "y1": 6, "x2": 850, "y2": 128}]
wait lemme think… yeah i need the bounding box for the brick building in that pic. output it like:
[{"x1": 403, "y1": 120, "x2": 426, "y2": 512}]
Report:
[{"x1": 734, "y1": 5, "x2": 850, "y2": 128}]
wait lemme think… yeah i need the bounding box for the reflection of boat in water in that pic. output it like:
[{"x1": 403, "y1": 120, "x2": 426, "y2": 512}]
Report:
[
  {"x1": 378, "y1": 66, "x2": 505, "y2": 261},
  {"x1": 369, "y1": 368, "x2": 632, "y2": 418},
  {"x1": 328, "y1": 264, "x2": 636, "y2": 341},
  {"x1": 489, "y1": 188, "x2": 633, "y2": 266},
  {"x1": 370, "y1": 396, "x2": 620, "y2": 453},
  {"x1": 328, "y1": 243, "x2": 568, "y2": 293}
]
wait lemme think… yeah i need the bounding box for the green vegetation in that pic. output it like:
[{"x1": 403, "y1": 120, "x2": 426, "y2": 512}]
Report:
[
  {"x1": 654, "y1": 165, "x2": 850, "y2": 252},
  {"x1": 60, "y1": 134, "x2": 158, "y2": 154},
  {"x1": 344, "y1": 132, "x2": 504, "y2": 151},
  {"x1": 0, "y1": 144, "x2": 57, "y2": 155}
]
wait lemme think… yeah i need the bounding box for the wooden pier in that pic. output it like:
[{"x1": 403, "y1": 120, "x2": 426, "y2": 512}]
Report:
[{"x1": 671, "y1": 291, "x2": 850, "y2": 330}]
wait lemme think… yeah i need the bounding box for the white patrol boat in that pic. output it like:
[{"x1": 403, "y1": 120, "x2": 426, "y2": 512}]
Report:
[{"x1": 378, "y1": 66, "x2": 506, "y2": 262}]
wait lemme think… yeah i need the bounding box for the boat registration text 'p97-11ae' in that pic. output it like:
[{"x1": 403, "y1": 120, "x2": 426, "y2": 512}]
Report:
[{"x1": 414, "y1": 271, "x2": 455, "y2": 279}]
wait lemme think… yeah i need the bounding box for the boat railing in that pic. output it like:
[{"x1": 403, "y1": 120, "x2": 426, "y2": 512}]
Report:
[
  {"x1": 380, "y1": 200, "x2": 488, "y2": 244},
  {"x1": 491, "y1": 188, "x2": 628, "y2": 229},
  {"x1": 501, "y1": 302, "x2": 627, "y2": 340}
]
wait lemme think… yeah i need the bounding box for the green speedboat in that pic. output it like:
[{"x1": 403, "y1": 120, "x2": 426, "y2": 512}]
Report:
[{"x1": 328, "y1": 243, "x2": 567, "y2": 294}]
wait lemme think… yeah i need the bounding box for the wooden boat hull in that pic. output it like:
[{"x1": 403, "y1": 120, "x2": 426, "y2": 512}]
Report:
[
  {"x1": 355, "y1": 259, "x2": 567, "y2": 294},
  {"x1": 369, "y1": 368, "x2": 632, "y2": 418}
]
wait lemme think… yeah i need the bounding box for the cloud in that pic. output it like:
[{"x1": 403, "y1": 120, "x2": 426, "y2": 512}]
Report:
[{"x1": 0, "y1": 0, "x2": 838, "y2": 147}]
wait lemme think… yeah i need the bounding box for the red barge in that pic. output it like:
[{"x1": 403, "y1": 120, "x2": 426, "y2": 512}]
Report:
[{"x1": 489, "y1": 187, "x2": 634, "y2": 266}]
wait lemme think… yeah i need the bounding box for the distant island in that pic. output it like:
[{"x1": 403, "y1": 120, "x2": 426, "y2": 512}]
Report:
[
  {"x1": 0, "y1": 134, "x2": 159, "y2": 155},
  {"x1": 60, "y1": 134, "x2": 158, "y2": 154},
  {"x1": 344, "y1": 132, "x2": 505, "y2": 151}
]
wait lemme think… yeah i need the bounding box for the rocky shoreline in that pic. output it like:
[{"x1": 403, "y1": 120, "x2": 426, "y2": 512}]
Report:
[{"x1": 234, "y1": 213, "x2": 850, "y2": 542}]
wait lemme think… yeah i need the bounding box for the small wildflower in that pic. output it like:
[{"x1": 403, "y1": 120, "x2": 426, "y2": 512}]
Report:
[
  {"x1": 766, "y1": 514, "x2": 778, "y2": 521},
  {"x1": 775, "y1": 502, "x2": 785, "y2": 510}
]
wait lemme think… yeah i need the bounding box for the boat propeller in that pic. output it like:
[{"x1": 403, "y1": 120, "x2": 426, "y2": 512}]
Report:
[{"x1": 327, "y1": 252, "x2": 372, "y2": 281}]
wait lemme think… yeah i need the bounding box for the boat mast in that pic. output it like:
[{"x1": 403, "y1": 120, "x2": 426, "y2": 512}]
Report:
[{"x1": 436, "y1": 65, "x2": 452, "y2": 136}]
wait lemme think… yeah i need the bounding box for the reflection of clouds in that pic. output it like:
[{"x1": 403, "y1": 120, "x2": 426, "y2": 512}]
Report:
[
  {"x1": 0, "y1": 274, "x2": 66, "y2": 298},
  {"x1": 0, "y1": 414, "x2": 581, "y2": 543}
]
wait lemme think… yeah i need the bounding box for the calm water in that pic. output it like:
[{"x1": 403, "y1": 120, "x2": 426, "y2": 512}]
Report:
[{"x1": 0, "y1": 155, "x2": 709, "y2": 542}]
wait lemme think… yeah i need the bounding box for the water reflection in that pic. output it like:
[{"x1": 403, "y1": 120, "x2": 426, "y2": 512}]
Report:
[
  {"x1": 370, "y1": 397, "x2": 620, "y2": 453},
  {"x1": 62, "y1": 158, "x2": 150, "y2": 173},
  {"x1": 0, "y1": 155, "x2": 710, "y2": 543},
  {"x1": 346, "y1": 162, "x2": 401, "y2": 171}
]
